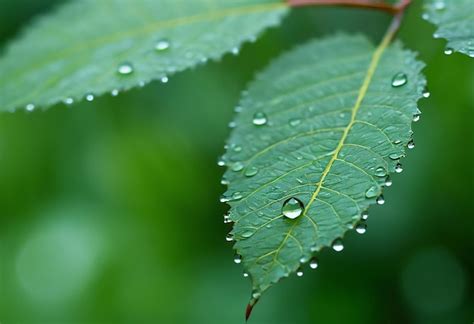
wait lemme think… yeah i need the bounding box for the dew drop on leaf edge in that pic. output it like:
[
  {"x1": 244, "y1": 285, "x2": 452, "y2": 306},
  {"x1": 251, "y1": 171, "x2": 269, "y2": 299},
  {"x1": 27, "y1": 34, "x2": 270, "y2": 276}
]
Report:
[
  {"x1": 356, "y1": 223, "x2": 367, "y2": 234},
  {"x1": 309, "y1": 257, "x2": 319, "y2": 269},
  {"x1": 332, "y1": 239, "x2": 344, "y2": 252},
  {"x1": 282, "y1": 197, "x2": 304, "y2": 220}
]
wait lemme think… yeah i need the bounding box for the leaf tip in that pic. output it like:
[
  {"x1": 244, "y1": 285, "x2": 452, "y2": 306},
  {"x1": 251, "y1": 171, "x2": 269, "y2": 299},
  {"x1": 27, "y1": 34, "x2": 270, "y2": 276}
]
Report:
[{"x1": 245, "y1": 296, "x2": 259, "y2": 321}]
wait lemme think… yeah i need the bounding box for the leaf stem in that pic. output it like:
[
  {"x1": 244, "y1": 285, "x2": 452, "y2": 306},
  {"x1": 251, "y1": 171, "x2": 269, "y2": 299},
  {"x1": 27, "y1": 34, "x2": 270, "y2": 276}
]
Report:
[{"x1": 287, "y1": 0, "x2": 411, "y2": 14}]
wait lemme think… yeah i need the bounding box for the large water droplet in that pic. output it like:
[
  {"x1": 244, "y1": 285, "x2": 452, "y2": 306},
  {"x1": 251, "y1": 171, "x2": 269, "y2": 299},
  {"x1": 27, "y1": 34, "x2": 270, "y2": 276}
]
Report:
[
  {"x1": 309, "y1": 257, "x2": 319, "y2": 269},
  {"x1": 332, "y1": 239, "x2": 344, "y2": 252},
  {"x1": 231, "y1": 162, "x2": 244, "y2": 172},
  {"x1": 155, "y1": 39, "x2": 170, "y2": 51},
  {"x1": 395, "y1": 163, "x2": 403, "y2": 173},
  {"x1": 385, "y1": 176, "x2": 393, "y2": 187},
  {"x1": 407, "y1": 140, "x2": 415, "y2": 149},
  {"x1": 356, "y1": 223, "x2": 367, "y2": 234},
  {"x1": 25, "y1": 103, "x2": 35, "y2": 112},
  {"x1": 161, "y1": 76, "x2": 169, "y2": 83},
  {"x1": 365, "y1": 186, "x2": 379, "y2": 198},
  {"x1": 252, "y1": 112, "x2": 267, "y2": 126},
  {"x1": 231, "y1": 47, "x2": 240, "y2": 55},
  {"x1": 241, "y1": 230, "x2": 254, "y2": 238},
  {"x1": 244, "y1": 166, "x2": 259, "y2": 177},
  {"x1": 282, "y1": 197, "x2": 304, "y2": 219},
  {"x1": 243, "y1": 272, "x2": 249, "y2": 277},
  {"x1": 392, "y1": 72, "x2": 408, "y2": 87},
  {"x1": 389, "y1": 152, "x2": 403, "y2": 160},
  {"x1": 234, "y1": 254, "x2": 242, "y2": 264},
  {"x1": 117, "y1": 62, "x2": 134, "y2": 75},
  {"x1": 422, "y1": 89, "x2": 431, "y2": 98},
  {"x1": 226, "y1": 233, "x2": 234, "y2": 242},
  {"x1": 111, "y1": 89, "x2": 120, "y2": 96},
  {"x1": 376, "y1": 195, "x2": 385, "y2": 205}
]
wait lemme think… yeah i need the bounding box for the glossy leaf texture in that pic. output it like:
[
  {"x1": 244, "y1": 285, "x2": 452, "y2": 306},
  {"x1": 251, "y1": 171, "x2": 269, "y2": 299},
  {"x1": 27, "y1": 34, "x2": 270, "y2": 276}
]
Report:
[
  {"x1": 221, "y1": 34, "x2": 426, "y2": 298},
  {"x1": 0, "y1": 0, "x2": 287, "y2": 112},
  {"x1": 423, "y1": 0, "x2": 474, "y2": 57}
]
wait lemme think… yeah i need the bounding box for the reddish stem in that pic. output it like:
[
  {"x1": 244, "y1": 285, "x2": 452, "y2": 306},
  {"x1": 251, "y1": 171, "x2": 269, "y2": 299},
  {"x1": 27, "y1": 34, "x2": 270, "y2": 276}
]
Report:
[{"x1": 287, "y1": 0, "x2": 411, "y2": 14}]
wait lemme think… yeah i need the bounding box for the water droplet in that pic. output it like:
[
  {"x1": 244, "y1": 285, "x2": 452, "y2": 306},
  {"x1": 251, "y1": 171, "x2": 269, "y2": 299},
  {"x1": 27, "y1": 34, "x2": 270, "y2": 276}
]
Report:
[
  {"x1": 444, "y1": 47, "x2": 453, "y2": 55},
  {"x1": 385, "y1": 176, "x2": 393, "y2": 187},
  {"x1": 217, "y1": 159, "x2": 225, "y2": 167},
  {"x1": 231, "y1": 162, "x2": 244, "y2": 172},
  {"x1": 223, "y1": 214, "x2": 232, "y2": 224},
  {"x1": 243, "y1": 272, "x2": 249, "y2": 277},
  {"x1": 111, "y1": 89, "x2": 119, "y2": 96},
  {"x1": 393, "y1": 139, "x2": 402, "y2": 145},
  {"x1": 389, "y1": 152, "x2": 403, "y2": 160},
  {"x1": 296, "y1": 268, "x2": 304, "y2": 277},
  {"x1": 244, "y1": 166, "x2": 259, "y2": 177},
  {"x1": 117, "y1": 62, "x2": 134, "y2": 75},
  {"x1": 241, "y1": 231, "x2": 254, "y2": 238},
  {"x1": 63, "y1": 97, "x2": 74, "y2": 105},
  {"x1": 413, "y1": 113, "x2": 421, "y2": 122},
  {"x1": 395, "y1": 163, "x2": 403, "y2": 173},
  {"x1": 155, "y1": 39, "x2": 170, "y2": 51},
  {"x1": 422, "y1": 89, "x2": 431, "y2": 98},
  {"x1": 252, "y1": 112, "x2": 267, "y2": 126},
  {"x1": 228, "y1": 121, "x2": 236, "y2": 128},
  {"x1": 232, "y1": 192, "x2": 243, "y2": 201},
  {"x1": 375, "y1": 166, "x2": 387, "y2": 177},
  {"x1": 332, "y1": 239, "x2": 344, "y2": 252},
  {"x1": 85, "y1": 93, "x2": 94, "y2": 102},
  {"x1": 226, "y1": 233, "x2": 234, "y2": 242},
  {"x1": 365, "y1": 186, "x2": 379, "y2": 198},
  {"x1": 376, "y1": 195, "x2": 385, "y2": 205},
  {"x1": 289, "y1": 118, "x2": 301, "y2": 127},
  {"x1": 234, "y1": 145, "x2": 242, "y2": 153},
  {"x1": 422, "y1": 13, "x2": 430, "y2": 20},
  {"x1": 282, "y1": 197, "x2": 304, "y2": 219},
  {"x1": 309, "y1": 257, "x2": 319, "y2": 269},
  {"x1": 138, "y1": 81, "x2": 146, "y2": 87},
  {"x1": 231, "y1": 47, "x2": 240, "y2": 55},
  {"x1": 434, "y1": 0, "x2": 446, "y2": 10},
  {"x1": 25, "y1": 103, "x2": 35, "y2": 112},
  {"x1": 391, "y1": 72, "x2": 408, "y2": 87},
  {"x1": 356, "y1": 223, "x2": 367, "y2": 234},
  {"x1": 234, "y1": 254, "x2": 242, "y2": 264},
  {"x1": 407, "y1": 140, "x2": 415, "y2": 149},
  {"x1": 161, "y1": 76, "x2": 169, "y2": 83},
  {"x1": 361, "y1": 211, "x2": 369, "y2": 220}
]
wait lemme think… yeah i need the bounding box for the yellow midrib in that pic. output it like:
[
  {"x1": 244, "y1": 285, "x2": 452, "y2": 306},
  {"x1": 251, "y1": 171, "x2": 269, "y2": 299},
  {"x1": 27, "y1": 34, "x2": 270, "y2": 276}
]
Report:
[
  {"x1": 263, "y1": 21, "x2": 397, "y2": 290},
  {"x1": 303, "y1": 27, "x2": 394, "y2": 214}
]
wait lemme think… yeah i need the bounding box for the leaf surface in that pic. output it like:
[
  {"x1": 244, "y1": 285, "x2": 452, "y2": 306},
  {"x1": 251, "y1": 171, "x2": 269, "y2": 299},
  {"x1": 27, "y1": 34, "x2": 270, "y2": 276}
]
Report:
[
  {"x1": 423, "y1": 0, "x2": 474, "y2": 57},
  {"x1": 221, "y1": 34, "x2": 426, "y2": 298},
  {"x1": 0, "y1": 0, "x2": 287, "y2": 112}
]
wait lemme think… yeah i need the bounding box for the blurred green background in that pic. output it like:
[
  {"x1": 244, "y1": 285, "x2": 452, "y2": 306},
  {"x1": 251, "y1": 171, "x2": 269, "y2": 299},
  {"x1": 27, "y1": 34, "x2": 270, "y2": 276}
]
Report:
[{"x1": 0, "y1": 1, "x2": 473, "y2": 323}]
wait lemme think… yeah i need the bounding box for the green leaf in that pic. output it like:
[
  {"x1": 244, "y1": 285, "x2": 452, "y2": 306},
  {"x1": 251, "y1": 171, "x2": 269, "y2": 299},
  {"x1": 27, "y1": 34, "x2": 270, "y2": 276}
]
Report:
[
  {"x1": 0, "y1": 0, "x2": 287, "y2": 112},
  {"x1": 423, "y1": 0, "x2": 474, "y2": 57},
  {"x1": 221, "y1": 34, "x2": 426, "y2": 299}
]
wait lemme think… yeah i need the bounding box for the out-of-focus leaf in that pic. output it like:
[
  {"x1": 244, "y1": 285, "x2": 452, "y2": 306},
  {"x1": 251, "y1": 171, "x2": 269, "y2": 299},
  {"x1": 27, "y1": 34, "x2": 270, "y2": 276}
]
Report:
[
  {"x1": 423, "y1": 0, "x2": 474, "y2": 57},
  {"x1": 221, "y1": 34, "x2": 426, "y2": 299},
  {"x1": 0, "y1": 0, "x2": 287, "y2": 112}
]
